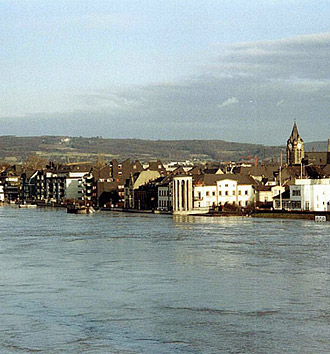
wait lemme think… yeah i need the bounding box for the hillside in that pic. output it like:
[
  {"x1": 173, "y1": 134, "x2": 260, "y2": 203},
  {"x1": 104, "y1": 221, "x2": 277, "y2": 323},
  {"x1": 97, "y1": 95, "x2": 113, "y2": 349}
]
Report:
[{"x1": 0, "y1": 135, "x2": 327, "y2": 164}]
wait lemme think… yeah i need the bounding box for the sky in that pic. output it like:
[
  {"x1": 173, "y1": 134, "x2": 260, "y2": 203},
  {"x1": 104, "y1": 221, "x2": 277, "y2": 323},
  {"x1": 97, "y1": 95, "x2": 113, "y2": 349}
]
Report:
[{"x1": 1, "y1": 0, "x2": 330, "y2": 144}]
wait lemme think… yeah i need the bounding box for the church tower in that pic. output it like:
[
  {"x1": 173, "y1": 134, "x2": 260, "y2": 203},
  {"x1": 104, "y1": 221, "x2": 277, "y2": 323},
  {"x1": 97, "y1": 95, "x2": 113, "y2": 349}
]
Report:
[{"x1": 286, "y1": 121, "x2": 304, "y2": 165}]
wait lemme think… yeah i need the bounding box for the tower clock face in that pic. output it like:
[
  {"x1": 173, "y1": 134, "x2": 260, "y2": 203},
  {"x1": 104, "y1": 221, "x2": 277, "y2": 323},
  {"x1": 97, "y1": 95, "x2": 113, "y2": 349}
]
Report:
[{"x1": 297, "y1": 143, "x2": 301, "y2": 149}]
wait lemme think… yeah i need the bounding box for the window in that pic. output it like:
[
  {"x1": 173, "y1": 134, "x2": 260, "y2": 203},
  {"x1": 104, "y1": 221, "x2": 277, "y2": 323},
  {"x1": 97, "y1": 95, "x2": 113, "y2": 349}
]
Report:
[
  {"x1": 219, "y1": 191, "x2": 222, "y2": 196},
  {"x1": 238, "y1": 190, "x2": 241, "y2": 195},
  {"x1": 225, "y1": 184, "x2": 228, "y2": 187},
  {"x1": 212, "y1": 191, "x2": 215, "y2": 196},
  {"x1": 232, "y1": 190, "x2": 235, "y2": 196},
  {"x1": 245, "y1": 190, "x2": 248, "y2": 195},
  {"x1": 225, "y1": 191, "x2": 228, "y2": 196},
  {"x1": 206, "y1": 191, "x2": 209, "y2": 196},
  {"x1": 292, "y1": 189, "x2": 301, "y2": 196}
]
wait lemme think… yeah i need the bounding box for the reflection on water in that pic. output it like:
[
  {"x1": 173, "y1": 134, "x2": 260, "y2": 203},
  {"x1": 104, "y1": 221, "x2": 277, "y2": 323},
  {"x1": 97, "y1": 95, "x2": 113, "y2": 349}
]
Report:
[{"x1": 0, "y1": 206, "x2": 329, "y2": 353}]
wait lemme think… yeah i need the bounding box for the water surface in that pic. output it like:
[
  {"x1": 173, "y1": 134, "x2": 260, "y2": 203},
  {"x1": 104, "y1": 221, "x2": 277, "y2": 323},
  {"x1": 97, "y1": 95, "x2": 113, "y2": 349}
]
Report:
[{"x1": 0, "y1": 206, "x2": 329, "y2": 353}]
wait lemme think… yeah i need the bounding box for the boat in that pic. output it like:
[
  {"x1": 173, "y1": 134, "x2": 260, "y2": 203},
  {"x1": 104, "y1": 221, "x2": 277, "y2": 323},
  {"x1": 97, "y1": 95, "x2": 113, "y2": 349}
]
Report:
[
  {"x1": 67, "y1": 205, "x2": 95, "y2": 214},
  {"x1": 19, "y1": 203, "x2": 37, "y2": 208}
]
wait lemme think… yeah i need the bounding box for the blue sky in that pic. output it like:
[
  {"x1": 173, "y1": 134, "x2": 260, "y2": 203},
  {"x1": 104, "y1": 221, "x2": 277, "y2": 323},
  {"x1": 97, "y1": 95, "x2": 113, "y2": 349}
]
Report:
[{"x1": 1, "y1": 0, "x2": 330, "y2": 144}]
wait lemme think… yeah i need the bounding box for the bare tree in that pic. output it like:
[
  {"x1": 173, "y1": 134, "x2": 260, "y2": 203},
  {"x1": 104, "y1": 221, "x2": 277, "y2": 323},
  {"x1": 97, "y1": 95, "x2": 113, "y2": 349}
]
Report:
[{"x1": 23, "y1": 154, "x2": 47, "y2": 170}]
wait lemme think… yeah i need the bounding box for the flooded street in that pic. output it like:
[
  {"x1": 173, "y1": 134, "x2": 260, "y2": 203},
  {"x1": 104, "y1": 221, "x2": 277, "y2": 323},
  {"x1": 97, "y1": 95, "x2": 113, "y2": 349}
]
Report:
[{"x1": 0, "y1": 206, "x2": 329, "y2": 353}]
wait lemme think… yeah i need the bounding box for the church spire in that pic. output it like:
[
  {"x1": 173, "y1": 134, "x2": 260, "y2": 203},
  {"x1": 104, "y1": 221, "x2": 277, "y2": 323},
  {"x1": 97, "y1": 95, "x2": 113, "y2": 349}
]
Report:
[
  {"x1": 287, "y1": 121, "x2": 304, "y2": 165},
  {"x1": 289, "y1": 120, "x2": 302, "y2": 142}
]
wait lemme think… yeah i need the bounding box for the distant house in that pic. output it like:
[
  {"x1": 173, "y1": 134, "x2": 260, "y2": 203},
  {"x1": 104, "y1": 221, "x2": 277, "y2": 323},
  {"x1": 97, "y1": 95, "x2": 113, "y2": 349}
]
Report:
[
  {"x1": 254, "y1": 184, "x2": 273, "y2": 206},
  {"x1": 20, "y1": 170, "x2": 39, "y2": 201},
  {"x1": 193, "y1": 174, "x2": 256, "y2": 210},
  {"x1": 157, "y1": 176, "x2": 173, "y2": 212},
  {"x1": 0, "y1": 165, "x2": 23, "y2": 202},
  {"x1": 124, "y1": 170, "x2": 161, "y2": 209},
  {"x1": 0, "y1": 183, "x2": 4, "y2": 202}
]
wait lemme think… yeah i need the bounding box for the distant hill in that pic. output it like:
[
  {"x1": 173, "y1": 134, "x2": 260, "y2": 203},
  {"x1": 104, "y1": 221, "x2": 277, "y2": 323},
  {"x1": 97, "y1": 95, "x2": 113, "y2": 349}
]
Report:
[
  {"x1": 0, "y1": 135, "x2": 328, "y2": 164},
  {"x1": 305, "y1": 141, "x2": 329, "y2": 152}
]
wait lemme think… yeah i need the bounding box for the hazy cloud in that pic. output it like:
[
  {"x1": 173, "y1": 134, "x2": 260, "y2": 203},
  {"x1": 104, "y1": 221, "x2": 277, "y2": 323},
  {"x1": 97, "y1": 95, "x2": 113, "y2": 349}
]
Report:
[
  {"x1": 2, "y1": 32, "x2": 330, "y2": 143},
  {"x1": 217, "y1": 97, "x2": 239, "y2": 108}
]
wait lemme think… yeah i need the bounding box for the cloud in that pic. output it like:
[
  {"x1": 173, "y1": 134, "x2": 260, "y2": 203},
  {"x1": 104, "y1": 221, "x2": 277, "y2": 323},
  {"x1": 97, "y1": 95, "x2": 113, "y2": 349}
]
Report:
[
  {"x1": 214, "y1": 32, "x2": 330, "y2": 81},
  {"x1": 217, "y1": 97, "x2": 239, "y2": 108},
  {"x1": 2, "y1": 32, "x2": 330, "y2": 144}
]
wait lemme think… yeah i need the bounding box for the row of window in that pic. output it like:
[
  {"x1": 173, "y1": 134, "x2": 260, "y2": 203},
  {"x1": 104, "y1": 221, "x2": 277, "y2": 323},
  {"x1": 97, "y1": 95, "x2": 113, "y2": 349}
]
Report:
[
  {"x1": 159, "y1": 190, "x2": 169, "y2": 196},
  {"x1": 159, "y1": 200, "x2": 171, "y2": 207},
  {"x1": 203, "y1": 190, "x2": 249, "y2": 197}
]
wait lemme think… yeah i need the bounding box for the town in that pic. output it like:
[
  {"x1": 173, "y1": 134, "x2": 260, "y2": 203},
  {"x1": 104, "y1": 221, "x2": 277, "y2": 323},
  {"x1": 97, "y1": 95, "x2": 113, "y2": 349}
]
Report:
[{"x1": 1, "y1": 122, "x2": 330, "y2": 217}]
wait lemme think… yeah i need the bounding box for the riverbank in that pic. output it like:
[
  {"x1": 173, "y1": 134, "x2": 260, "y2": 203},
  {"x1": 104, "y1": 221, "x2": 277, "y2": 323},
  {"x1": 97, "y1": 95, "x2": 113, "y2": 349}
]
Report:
[{"x1": 4, "y1": 202, "x2": 329, "y2": 221}]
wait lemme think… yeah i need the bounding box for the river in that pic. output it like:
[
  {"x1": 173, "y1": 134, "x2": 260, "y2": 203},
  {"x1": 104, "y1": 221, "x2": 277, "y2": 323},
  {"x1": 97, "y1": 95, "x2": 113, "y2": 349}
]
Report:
[{"x1": 0, "y1": 206, "x2": 329, "y2": 353}]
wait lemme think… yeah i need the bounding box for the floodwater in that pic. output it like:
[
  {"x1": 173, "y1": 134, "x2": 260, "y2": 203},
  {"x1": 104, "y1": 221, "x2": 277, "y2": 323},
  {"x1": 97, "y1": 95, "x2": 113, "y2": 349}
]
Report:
[{"x1": 0, "y1": 206, "x2": 329, "y2": 353}]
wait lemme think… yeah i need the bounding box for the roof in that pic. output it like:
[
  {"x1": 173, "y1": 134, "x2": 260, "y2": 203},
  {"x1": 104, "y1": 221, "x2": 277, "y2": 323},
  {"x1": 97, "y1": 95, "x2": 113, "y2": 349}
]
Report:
[
  {"x1": 132, "y1": 170, "x2": 161, "y2": 189},
  {"x1": 254, "y1": 184, "x2": 272, "y2": 192},
  {"x1": 305, "y1": 151, "x2": 329, "y2": 165},
  {"x1": 194, "y1": 173, "x2": 256, "y2": 186},
  {"x1": 273, "y1": 189, "x2": 290, "y2": 200},
  {"x1": 234, "y1": 165, "x2": 279, "y2": 179}
]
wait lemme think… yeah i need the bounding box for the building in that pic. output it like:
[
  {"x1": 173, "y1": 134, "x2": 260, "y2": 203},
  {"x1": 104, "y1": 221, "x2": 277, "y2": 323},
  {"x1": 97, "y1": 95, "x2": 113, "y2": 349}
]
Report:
[
  {"x1": 193, "y1": 174, "x2": 256, "y2": 211},
  {"x1": 157, "y1": 176, "x2": 173, "y2": 212},
  {"x1": 124, "y1": 170, "x2": 161, "y2": 209},
  {"x1": 273, "y1": 178, "x2": 330, "y2": 212},
  {"x1": 0, "y1": 183, "x2": 4, "y2": 202},
  {"x1": 287, "y1": 121, "x2": 305, "y2": 165},
  {"x1": 0, "y1": 165, "x2": 23, "y2": 202},
  {"x1": 172, "y1": 175, "x2": 194, "y2": 214},
  {"x1": 291, "y1": 178, "x2": 330, "y2": 211}
]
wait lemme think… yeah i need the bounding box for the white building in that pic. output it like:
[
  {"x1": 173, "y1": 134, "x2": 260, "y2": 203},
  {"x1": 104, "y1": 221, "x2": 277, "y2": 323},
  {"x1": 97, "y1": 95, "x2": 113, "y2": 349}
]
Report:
[
  {"x1": 172, "y1": 175, "x2": 194, "y2": 214},
  {"x1": 290, "y1": 178, "x2": 330, "y2": 211},
  {"x1": 0, "y1": 184, "x2": 4, "y2": 201},
  {"x1": 193, "y1": 174, "x2": 256, "y2": 211},
  {"x1": 65, "y1": 171, "x2": 88, "y2": 201}
]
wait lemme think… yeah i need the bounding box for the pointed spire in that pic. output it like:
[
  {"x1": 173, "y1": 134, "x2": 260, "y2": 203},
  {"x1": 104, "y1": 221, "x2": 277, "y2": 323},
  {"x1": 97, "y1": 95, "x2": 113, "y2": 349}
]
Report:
[
  {"x1": 291, "y1": 121, "x2": 299, "y2": 141},
  {"x1": 288, "y1": 120, "x2": 303, "y2": 142}
]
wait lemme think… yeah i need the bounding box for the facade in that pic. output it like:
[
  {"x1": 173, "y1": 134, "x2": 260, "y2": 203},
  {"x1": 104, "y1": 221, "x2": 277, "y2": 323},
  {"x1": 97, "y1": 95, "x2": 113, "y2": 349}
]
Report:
[
  {"x1": 193, "y1": 174, "x2": 256, "y2": 211},
  {"x1": 124, "y1": 170, "x2": 161, "y2": 209},
  {"x1": 273, "y1": 178, "x2": 330, "y2": 211},
  {"x1": 0, "y1": 183, "x2": 4, "y2": 201},
  {"x1": 20, "y1": 170, "x2": 38, "y2": 201},
  {"x1": 290, "y1": 178, "x2": 330, "y2": 211},
  {"x1": 0, "y1": 165, "x2": 23, "y2": 202},
  {"x1": 172, "y1": 175, "x2": 194, "y2": 214},
  {"x1": 4, "y1": 175, "x2": 21, "y2": 201},
  {"x1": 255, "y1": 185, "x2": 273, "y2": 206},
  {"x1": 65, "y1": 171, "x2": 88, "y2": 201},
  {"x1": 157, "y1": 183, "x2": 172, "y2": 211}
]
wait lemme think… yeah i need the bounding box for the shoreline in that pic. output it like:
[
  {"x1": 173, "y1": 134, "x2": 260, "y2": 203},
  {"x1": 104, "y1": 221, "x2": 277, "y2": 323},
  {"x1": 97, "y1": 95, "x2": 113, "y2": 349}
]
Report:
[{"x1": 3, "y1": 202, "x2": 329, "y2": 221}]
